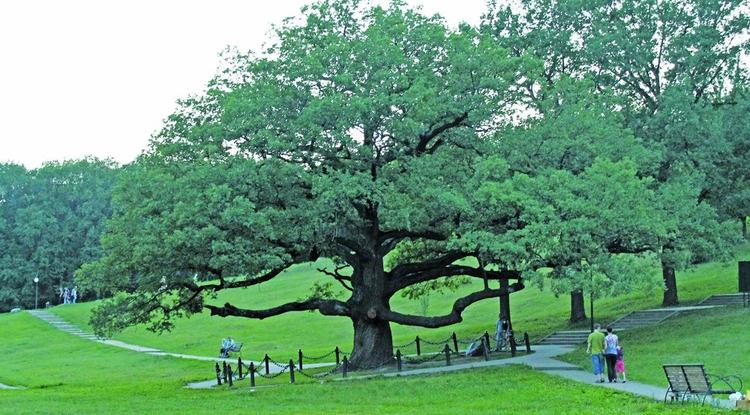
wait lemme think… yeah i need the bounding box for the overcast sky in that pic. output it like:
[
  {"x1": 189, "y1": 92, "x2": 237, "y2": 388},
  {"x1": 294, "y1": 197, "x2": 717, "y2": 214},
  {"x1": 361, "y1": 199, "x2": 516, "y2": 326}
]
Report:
[{"x1": 0, "y1": 0, "x2": 493, "y2": 168}]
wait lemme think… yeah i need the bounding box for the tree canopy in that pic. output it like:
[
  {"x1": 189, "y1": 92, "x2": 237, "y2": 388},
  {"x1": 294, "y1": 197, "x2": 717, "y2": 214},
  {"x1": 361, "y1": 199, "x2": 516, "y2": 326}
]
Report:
[
  {"x1": 0, "y1": 159, "x2": 119, "y2": 310},
  {"x1": 81, "y1": 0, "x2": 748, "y2": 368}
]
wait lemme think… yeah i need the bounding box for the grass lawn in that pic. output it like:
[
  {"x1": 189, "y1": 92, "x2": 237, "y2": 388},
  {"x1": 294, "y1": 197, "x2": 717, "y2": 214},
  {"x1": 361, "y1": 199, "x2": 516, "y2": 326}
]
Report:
[
  {"x1": 50, "y1": 245, "x2": 749, "y2": 363},
  {"x1": 559, "y1": 305, "x2": 750, "y2": 389},
  {"x1": 0, "y1": 311, "x2": 725, "y2": 415}
]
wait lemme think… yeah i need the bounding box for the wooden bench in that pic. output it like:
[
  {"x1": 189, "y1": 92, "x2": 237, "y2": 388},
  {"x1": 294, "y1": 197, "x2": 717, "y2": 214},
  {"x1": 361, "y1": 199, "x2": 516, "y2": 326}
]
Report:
[{"x1": 663, "y1": 364, "x2": 743, "y2": 405}]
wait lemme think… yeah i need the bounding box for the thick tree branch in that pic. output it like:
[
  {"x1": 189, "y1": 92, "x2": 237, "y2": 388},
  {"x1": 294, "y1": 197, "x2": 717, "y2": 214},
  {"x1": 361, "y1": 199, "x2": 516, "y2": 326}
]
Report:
[
  {"x1": 388, "y1": 251, "x2": 472, "y2": 280},
  {"x1": 389, "y1": 264, "x2": 522, "y2": 295},
  {"x1": 379, "y1": 282, "x2": 524, "y2": 328},
  {"x1": 205, "y1": 298, "x2": 350, "y2": 319},
  {"x1": 414, "y1": 112, "x2": 469, "y2": 155}
]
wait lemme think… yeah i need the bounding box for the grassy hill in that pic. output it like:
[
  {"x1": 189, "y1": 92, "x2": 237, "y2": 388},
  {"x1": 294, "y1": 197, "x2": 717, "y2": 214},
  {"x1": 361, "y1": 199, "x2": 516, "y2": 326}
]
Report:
[
  {"x1": 50, "y1": 245, "x2": 749, "y2": 362},
  {"x1": 0, "y1": 312, "x2": 725, "y2": 414}
]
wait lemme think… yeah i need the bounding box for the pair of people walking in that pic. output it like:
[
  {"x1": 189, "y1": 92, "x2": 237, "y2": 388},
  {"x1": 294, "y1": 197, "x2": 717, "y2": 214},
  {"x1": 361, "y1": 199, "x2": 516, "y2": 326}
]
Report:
[
  {"x1": 586, "y1": 324, "x2": 627, "y2": 383},
  {"x1": 59, "y1": 286, "x2": 78, "y2": 305}
]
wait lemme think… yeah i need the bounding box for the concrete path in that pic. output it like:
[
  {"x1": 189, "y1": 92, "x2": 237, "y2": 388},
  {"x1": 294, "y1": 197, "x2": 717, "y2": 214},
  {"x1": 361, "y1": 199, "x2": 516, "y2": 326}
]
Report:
[
  {"x1": 385, "y1": 345, "x2": 732, "y2": 409},
  {"x1": 0, "y1": 383, "x2": 24, "y2": 390},
  {"x1": 202, "y1": 344, "x2": 732, "y2": 409},
  {"x1": 27, "y1": 309, "x2": 335, "y2": 372}
]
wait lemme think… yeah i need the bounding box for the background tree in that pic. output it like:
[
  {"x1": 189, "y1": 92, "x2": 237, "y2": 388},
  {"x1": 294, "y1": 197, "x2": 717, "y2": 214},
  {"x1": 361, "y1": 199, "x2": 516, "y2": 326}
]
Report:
[
  {"x1": 484, "y1": 0, "x2": 749, "y2": 307},
  {"x1": 0, "y1": 159, "x2": 119, "y2": 310}
]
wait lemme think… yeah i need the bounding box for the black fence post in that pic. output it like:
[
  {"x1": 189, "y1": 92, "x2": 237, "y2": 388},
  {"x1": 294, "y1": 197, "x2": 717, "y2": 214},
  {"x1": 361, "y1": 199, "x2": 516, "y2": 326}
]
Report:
[
  {"x1": 510, "y1": 332, "x2": 517, "y2": 357},
  {"x1": 264, "y1": 354, "x2": 270, "y2": 375},
  {"x1": 415, "y1": 336, "x2": 421, "y2": 356},
  {"x1": 335, "y1": 347, "x2": 340, "y2": 366},
  {"x1": 222, "y1": 361, "x2": 228, "y2": 384},
  {"x1": 238, "y1": 357, "x2": 243, "y2": 379},
  {"x1": 215, "y1": 362, "x2": 222, "y2": 386},
  {"x1": 524, "y1": 332, "x2": 531, "y2": 353},
  {"x1": 396, "y1": 349, "x2": 402, "y2": 372},
  {"x1": 249, "y1": 362, "x2": 256, "y2": 388},
  {"x1": 228, "y1": 364, "x2": 233, "y2": 386},
  {"x1": 342, "y1": 356, "x2": 349, "y2": 378},
  {"x1": 298, "y1": 349, "x2": 303, "y2": 371},
  {"x1": 481, "y1": 337, "x2": 490, "y2": 361},
  {"x1": 289, "y1": 359, "x2": 295, "y2": 384},
  {"x1": 444, "y1": 344, "x2": 451, "y2": 366},
  {"x1": 452, "y1": 332, "x2": 459, "y2": 353}
]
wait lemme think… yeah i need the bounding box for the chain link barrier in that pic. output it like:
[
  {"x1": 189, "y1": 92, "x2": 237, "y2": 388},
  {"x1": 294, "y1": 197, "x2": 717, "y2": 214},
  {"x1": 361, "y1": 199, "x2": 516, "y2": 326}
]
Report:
[
  {"x1": 303, "y1": 349, "x2": 337, "y2": 361},
  {"x1": 404, "y1": 351, "x2": 446, "y2": 365},
  {"x1": 213, "y1": 329, "x2": 529, "y2": 385}
]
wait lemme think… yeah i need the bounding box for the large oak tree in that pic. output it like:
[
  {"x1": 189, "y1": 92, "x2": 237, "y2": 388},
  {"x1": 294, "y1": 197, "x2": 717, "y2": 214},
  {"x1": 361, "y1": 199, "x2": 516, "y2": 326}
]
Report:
[{"x1": 82, "y1": 1, "x2": 673, "y2": 368}]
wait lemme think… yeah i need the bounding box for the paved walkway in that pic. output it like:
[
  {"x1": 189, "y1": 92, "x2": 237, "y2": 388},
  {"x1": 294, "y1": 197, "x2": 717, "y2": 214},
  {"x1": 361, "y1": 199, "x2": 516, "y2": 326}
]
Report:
[
  {"x1": 0, "y1": 383, "x2": 24, "y2": 390},
  {"x1": 26, "y1": 310, "x2": 332, "y2": 369}
]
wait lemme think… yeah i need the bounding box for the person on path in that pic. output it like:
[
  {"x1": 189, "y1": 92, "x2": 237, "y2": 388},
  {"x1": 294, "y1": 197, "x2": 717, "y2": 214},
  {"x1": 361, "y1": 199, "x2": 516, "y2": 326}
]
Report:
[
  {"x1": 495, "y1": 315, "x2": 510, "y2": 351},
  {"x1": 58, "y1": 286, "x2": 64, "y2": 305},
  {"x1": 616, "y1": 345, "x2": 627, "y2": 383},
  {"x1": 63, "y1": 287, "x2": 70, "y2": 305},
  {"x1": 586, "y1": 324, "x2": 606, "y2": 383},
  {"x1": 71, "y1": 286, "x2": 78, "y2": 304},
  {"x1": 604, "y1": 327, "x2": 619, "y2": 382}
]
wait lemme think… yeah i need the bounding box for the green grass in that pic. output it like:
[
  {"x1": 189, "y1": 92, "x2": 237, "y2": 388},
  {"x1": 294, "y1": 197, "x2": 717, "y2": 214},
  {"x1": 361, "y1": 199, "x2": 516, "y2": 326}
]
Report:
[
  {"x1": 51, "y1": 245, "x2": 748, "y2": 363},
  {"x1": 559, "y1": 305, "x2": 750, "y2": 389},
  {"x1": 0, "y1": 311, "x2": 724, "y2": 414}
]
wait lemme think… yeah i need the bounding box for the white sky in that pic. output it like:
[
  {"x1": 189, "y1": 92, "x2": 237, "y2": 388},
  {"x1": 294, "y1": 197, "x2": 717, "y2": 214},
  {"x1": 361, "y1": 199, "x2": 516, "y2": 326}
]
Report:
[{"x1": 0, "y1": 0, "x2": 490, "y2": 168}]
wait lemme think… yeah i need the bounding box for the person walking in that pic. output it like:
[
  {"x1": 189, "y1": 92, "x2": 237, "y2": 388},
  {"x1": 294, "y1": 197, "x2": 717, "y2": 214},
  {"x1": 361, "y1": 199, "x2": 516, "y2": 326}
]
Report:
[
  {"x1": 63, "y1": 287, "x2": 70, "y2": 305},
  {"x1": 586, "y1": 324, "x2": 606, "y2": 383},
  {"x1": 603, "y1": 327, "x2": 619, "y2": 383},
  {"x1": 616, "y1": 345, "x2": 627, "y2": 383},
  {"x1": 71, "y1": 286, "x2": 78, "y2": 304}
]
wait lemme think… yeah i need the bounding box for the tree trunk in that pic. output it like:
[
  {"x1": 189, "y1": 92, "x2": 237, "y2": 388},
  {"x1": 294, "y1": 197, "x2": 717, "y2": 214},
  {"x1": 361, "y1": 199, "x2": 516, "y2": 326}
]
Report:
[
  {"x1": 348, "y1": 316, "x2": 393, "y2": 369},
  {"x1": 346, "y1": 248, "x2": 394, "y2": 369},
  {"x1": 499, "y1": 278, "x2": 512, "y2": 330},
  {"x1": 661, "y1": 260, "x2": 679, "y2": 307},
  {"x1": 569, "y1": 289, "x2": 587, "y2": 323}
]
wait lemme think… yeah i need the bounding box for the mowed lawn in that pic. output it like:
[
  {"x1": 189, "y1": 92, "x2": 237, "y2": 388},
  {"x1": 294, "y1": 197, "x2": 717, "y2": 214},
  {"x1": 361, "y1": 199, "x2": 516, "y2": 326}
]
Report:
[
  {"x1": 560, "y1": 305, "x2": 750, "y2": 389},
  {"x1": 51, "y1": 245, "x2": 747, "y2": 362},
  {"x1": 0, "y1": 312, "x2": 727, "y2": 415}
]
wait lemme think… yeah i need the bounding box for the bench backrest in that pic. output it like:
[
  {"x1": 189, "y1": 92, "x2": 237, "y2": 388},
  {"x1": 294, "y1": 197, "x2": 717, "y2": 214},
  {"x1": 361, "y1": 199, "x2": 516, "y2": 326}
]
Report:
[{"x1": 663, "y1": 364, "x2": 711, "y2": 394}]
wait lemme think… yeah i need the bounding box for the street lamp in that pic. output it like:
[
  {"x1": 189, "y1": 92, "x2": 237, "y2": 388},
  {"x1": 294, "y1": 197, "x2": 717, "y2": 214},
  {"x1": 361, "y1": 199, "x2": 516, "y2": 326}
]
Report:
[{"x1": 33, "y1": 277, "x2": 39, "y2": 309}]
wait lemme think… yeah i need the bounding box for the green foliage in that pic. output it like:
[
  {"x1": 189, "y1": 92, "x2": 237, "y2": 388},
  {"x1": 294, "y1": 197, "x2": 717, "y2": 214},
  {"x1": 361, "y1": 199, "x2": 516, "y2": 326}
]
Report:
[{"x1": 0, "y1": 159, "x2": 119, "y2": 311}]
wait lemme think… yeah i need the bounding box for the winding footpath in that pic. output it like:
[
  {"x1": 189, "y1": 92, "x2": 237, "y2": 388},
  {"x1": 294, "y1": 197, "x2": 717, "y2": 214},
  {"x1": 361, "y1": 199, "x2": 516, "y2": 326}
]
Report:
[
  {"x1": 26, "y1": 309, "x2": 331, "y2": 370},
  {"x1": 24, "y1": 309, "x2": 733, "y2": 409}
]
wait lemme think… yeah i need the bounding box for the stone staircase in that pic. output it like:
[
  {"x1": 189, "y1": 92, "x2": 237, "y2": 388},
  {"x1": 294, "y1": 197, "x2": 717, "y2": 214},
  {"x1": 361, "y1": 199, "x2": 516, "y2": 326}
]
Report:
[
  {"x1": 27, "y1": 309, "x2": 99, "y2": 341},
  {"x1": 537, "y1": 299, "x2": 737, "y2": 345},
  {"x1": 538, "y1": 330, "x2": 590, "y2": 345},
  {"x1": 609, "y1": 308, "x2": 678, "y2": 330},
  {"x1": 698, "y1": 293, "x2": 748, "y2": 306}
]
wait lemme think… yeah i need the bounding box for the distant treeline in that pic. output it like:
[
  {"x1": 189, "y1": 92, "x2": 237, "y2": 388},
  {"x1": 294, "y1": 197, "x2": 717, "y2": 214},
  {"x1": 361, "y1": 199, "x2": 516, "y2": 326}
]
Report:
[{"x1": 0, "y1": 158, "x2": 120, "y2": 310}]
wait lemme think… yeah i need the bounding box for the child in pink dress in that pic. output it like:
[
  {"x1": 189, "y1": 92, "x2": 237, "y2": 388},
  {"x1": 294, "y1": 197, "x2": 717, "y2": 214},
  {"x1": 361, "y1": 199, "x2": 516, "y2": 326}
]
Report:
[{"x1": 616, "y1": 346, "x2": 627, "y2": 382}]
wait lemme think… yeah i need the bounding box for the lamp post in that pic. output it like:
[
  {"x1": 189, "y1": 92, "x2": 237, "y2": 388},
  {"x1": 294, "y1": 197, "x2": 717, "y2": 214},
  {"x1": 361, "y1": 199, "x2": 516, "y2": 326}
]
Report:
[
  {"x1": 33, "y1": 277, "x2": 39, "y2": 309},
  {"x1": 590, "y1": 291, "x2": 594, "y2": 333}
]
